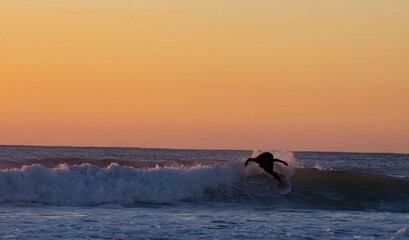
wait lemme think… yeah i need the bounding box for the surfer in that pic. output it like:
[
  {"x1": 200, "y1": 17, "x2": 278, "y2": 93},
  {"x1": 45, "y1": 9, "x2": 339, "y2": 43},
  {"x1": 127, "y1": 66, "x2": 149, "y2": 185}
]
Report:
[{"x1": 244, "y1": 152, "x2": 288, "y2": 181}]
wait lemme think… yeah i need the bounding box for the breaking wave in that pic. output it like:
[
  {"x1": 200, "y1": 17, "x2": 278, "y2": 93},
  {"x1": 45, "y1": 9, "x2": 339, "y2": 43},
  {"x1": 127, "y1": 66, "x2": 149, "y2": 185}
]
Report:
[
  {"x1": 0, "y1": 163, "x2": 237, "y2": 205},
  {"x1": 0, "y1": 154, "x2": 408, "y2": 212}
]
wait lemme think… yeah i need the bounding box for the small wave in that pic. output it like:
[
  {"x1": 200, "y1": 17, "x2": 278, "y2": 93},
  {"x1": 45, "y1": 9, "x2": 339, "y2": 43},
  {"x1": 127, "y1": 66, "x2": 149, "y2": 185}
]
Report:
[{"x1": 391, "y1": 226, "x2": 409, "y2": 240}]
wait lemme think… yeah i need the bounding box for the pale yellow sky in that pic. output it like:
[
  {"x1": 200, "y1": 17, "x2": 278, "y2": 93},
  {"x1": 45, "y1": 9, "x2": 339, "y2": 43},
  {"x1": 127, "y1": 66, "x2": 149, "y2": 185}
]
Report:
[{"x1": 1, "y1": 1, "x2": 408, "y2": 153}]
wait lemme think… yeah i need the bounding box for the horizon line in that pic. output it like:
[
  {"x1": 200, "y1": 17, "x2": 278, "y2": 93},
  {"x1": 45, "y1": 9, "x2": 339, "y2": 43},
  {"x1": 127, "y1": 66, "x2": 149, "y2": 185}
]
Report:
[{"x1": 0, "y1": 144, "x2": 407, "y2": 155}]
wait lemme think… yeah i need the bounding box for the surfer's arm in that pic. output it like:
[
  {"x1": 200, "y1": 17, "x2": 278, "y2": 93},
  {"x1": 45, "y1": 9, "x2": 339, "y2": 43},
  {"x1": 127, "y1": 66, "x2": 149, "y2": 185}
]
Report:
[
  {"x1": 273, "y1": 159, "x2": 288, "y2": 166},
  {"x1": 244, "y1": 158, "x2": 260, "y2": 166}
]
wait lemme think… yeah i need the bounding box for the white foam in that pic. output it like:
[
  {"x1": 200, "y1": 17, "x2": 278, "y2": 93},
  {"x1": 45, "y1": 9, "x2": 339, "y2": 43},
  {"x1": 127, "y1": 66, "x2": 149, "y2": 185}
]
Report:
[
  {"x1": 313, "y1": 164, "x2": 334, "y2": 171},
  {"x1": 391, "y1": 226, "x2": 409, "y2": 240},
  {"x1": 0, "y1": 163, "x2": 238, "y2": 205}
]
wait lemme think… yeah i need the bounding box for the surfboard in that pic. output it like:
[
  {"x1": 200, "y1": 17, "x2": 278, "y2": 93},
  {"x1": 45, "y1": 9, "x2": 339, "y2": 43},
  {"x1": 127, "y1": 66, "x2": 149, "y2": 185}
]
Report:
[{"x1": 276, "y1": 176, "x2": 292, "y2": 195}]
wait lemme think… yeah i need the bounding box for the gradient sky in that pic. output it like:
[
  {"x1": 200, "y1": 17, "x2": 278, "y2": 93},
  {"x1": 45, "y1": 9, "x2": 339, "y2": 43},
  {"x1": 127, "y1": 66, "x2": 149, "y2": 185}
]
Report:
[{"x1": 1, "y1": 0, "x2": 408, "y2": 153}]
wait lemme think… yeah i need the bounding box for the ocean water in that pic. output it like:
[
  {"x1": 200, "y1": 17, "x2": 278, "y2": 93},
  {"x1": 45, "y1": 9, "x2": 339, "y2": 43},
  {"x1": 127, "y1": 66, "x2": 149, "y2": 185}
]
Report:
[{"x1": 0, "y1": 145, "x2": 408, "y2": 239}]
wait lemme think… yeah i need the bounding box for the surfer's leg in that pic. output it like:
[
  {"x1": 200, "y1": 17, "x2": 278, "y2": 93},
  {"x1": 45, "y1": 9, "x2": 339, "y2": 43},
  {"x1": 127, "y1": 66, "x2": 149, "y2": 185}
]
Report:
[{"x1": 268, "y1": 170, "x2": 282, "y2": 181}]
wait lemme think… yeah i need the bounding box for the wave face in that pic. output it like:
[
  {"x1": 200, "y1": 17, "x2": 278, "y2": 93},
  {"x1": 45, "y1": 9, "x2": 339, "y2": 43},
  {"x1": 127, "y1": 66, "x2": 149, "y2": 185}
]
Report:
[
  {"x1": 1, "y1": 162, "x2": 409, "y2": 212},
  {"x1": 289, "y1": 168, "x2": 409, "y2": 211}
]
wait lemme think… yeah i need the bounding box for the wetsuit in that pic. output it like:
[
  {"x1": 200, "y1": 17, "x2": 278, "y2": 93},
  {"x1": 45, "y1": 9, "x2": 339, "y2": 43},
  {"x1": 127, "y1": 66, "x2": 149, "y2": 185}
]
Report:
[{"x1": 245, "y1": 152, "x2": 288, "y2": 181}]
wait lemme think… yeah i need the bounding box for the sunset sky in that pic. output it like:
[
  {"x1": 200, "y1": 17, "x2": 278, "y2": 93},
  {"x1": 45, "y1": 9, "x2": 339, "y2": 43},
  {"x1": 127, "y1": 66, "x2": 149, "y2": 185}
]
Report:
[{"x1": 1, "y1": 0, "x2": 408, "y2": 153}]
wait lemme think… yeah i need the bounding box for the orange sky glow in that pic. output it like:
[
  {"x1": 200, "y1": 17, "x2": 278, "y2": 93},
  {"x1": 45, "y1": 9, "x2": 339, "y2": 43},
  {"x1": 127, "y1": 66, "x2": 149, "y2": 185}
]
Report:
[{"x1": 1, "y1": 1, "x2": 408, "y2": 153}]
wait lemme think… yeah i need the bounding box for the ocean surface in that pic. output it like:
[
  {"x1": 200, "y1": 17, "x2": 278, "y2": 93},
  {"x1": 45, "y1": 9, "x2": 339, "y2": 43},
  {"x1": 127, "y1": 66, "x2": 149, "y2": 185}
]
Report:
[{"x1": 0, "y1": 145, "x2": 408, "y2": 239}]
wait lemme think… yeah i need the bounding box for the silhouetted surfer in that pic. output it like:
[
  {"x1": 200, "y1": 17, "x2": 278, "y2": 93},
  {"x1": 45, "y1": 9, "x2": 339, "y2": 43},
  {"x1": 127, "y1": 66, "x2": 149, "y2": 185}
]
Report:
[{"x1": 245, "y1": 152, "x2": 288, "y2": 181}]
